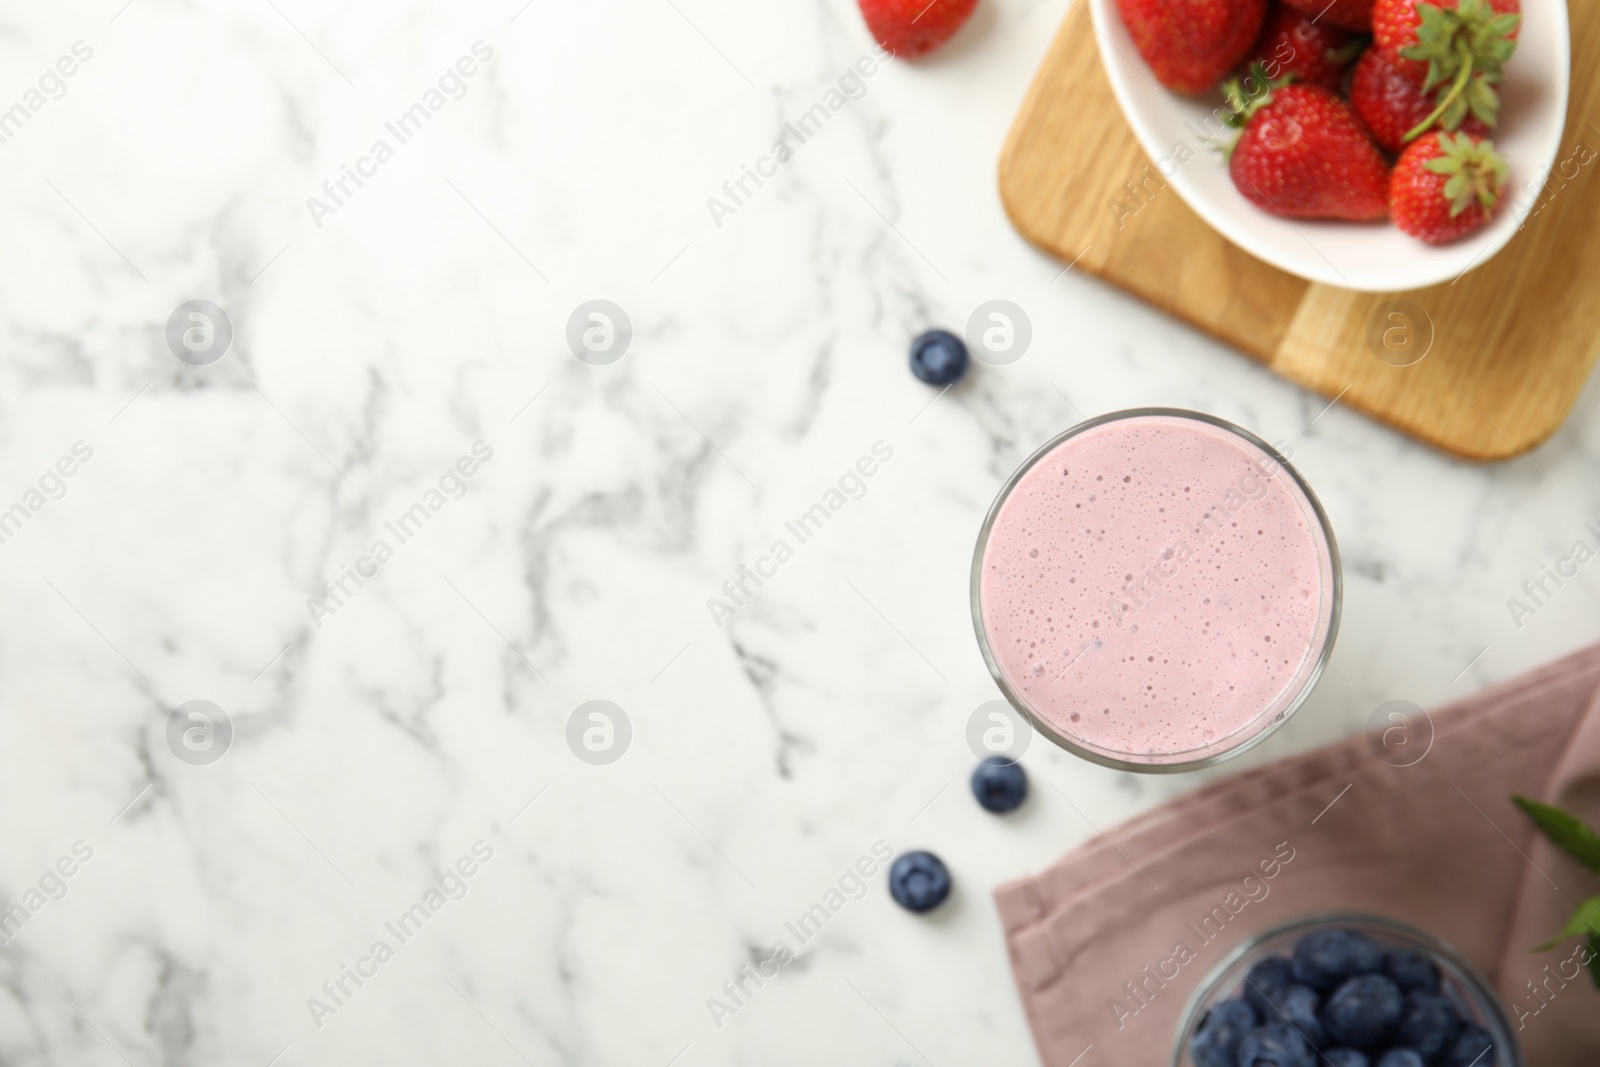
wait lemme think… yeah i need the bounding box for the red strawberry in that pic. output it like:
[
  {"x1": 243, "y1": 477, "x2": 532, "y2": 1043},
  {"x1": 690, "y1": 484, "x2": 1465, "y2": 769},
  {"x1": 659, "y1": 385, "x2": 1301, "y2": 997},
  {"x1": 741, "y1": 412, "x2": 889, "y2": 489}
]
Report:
[
  {"x1": 1373, "y1": 0, "x2": 1520, "y2": 50},
  {"x1": 1390, "y1": 130, "x2": 1508, "y2": 242},
  {"x1": 857, "y1": 0, "x2": 979, "y2": 58},
  {"x1": 1350, "y1": 46, "x2": 1490, "y2": 153},
  {"x1": 1244, "y1": 5, "x2": 1362, "y2": 91},
  {"x1": 1116, "y1": 0, "x2": 1268, "y2": 94},
  {"x1": 1281, "y1": 0, "x2": 1375, "y2": 31},
  {"x1": 1227, "y1": 82, "x2": 1391, "y2": 220},
  {"x1": 1370, "y1": 0, "x2": 1521, "y2": 140}
]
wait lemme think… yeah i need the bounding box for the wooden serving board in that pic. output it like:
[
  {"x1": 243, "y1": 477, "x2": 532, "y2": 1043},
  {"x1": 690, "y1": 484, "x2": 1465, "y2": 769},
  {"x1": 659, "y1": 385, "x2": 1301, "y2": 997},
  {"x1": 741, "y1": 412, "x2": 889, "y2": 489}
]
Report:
[{"x1": 1000, "y1": 1, "x2": 1600, "y2": 461}]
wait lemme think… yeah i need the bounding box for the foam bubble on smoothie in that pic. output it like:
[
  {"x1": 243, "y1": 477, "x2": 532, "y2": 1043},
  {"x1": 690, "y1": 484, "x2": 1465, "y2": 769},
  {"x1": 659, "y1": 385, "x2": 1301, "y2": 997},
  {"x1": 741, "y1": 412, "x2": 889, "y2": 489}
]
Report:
[{"x1": 978, "y1": 416, "x2": 1334, "y2": 763}]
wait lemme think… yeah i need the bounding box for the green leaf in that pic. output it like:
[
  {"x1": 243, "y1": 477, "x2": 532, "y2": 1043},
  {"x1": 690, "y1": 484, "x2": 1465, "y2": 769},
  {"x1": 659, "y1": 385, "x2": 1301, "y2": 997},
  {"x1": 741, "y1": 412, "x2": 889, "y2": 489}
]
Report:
[
  {"x1": 1535, "y1": 896, "x2": 1600, "y2": 951},
  {"x1": 1217, "y1": 63, "x2": 1290, "y2": 144},
  {"x1": 1400, "y1": 0, "x2": 1518, "y2": 120},
  {"x1": 1589, "y1": 933, "x2": 1600, "y2": 989},
  {"x1": 1465, "y1": 77, "x2": 1501, "y2": 126},
  {"x1": 1514, "y1": 795, "x2": 1600, "y2": 873},
  {"x1": 1419, "y1": 3, "x2": 1456, "y2": 31},
  {"x1": 1480, "y1": 36, "x2": 1517, "y2": 67}
]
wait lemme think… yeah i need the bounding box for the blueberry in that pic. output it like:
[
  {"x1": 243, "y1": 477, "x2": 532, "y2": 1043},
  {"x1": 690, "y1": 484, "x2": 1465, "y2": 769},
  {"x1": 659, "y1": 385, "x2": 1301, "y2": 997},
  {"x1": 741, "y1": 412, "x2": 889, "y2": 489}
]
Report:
[
  {"x1": 970, "y1": 757, "x2": 1028, "y2": 813},
  {"x1": 1384, "y1": 948, "x2": 1441, "y2": 994},
  {"x1": 1191, "y1": 998, "x2": 1257, "y2": 1067},
  {"x1": 1442, "y1": 1024, "x2": 1496, "y2": 1067},
  {"x1": 1376, "y1": 1051, "x2": 1425, "y2": 1067},
  {"x1": 909, "y1": 329, "x2": 969, "y2": 386},
  {"x1": 1277, "y1": 984, "x2": 1326, "y2": 1049},
  {"x1": 888, "y1": 851, "x2": 951, "y2": 913},
  {"x1": 1322, "y1": 975, "x2": 1404, "y2": 1048},
  {"x1": 1323, "y1": 1052, "x2": 1370, "y2": 1067},
  {"x1": 1395, "y1": 991, "x2": 1462, "y2": 1059},
  {"x1": 1292, "y1": 929, "x2": 1385, "y2": 991},
  {"x1": 1237, "y1": 1023, "x2": 1316, "y2": 1067},
  {"x1": 1244, "y1": 956, "x2": 1296, "y2": 1018}
]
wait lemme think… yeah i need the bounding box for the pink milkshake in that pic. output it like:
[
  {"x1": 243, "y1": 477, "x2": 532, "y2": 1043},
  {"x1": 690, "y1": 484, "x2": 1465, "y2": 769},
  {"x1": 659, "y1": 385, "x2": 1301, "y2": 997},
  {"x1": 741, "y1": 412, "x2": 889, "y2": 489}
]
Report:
[{"x1": 972, "y1": 410, "x2": 1340, "y2": 771}]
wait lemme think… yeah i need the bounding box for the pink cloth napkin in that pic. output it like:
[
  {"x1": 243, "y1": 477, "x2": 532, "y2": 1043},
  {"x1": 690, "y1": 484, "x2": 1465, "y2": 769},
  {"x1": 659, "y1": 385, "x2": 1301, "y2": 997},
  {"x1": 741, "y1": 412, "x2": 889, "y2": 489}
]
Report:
[{"x1": 996, "y1": 641, "x2": 1600, "y2": 1066}]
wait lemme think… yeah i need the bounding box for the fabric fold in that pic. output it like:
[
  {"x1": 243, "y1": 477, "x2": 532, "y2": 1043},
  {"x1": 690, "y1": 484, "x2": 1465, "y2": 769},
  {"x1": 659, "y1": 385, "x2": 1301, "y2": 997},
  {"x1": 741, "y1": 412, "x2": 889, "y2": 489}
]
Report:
[{"x1": 997, "y1": 641, "x2": 1600, "y2": 1067}]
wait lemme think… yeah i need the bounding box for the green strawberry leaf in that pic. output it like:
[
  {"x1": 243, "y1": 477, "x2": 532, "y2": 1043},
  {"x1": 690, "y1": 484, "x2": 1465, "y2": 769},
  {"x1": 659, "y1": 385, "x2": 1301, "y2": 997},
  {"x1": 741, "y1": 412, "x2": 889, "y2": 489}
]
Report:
[
  {"x1": 1477, "y1": 34, "x2": 1517, "y2": 69},
  {"x1": 1535, "y1": 896, "x2": 1600, "y2": 951},
  {"x1": 1420, "y1": 3, "x2": 1458, "y2": 30},
  {"x1": 1514, "y1": 795, "x2": 1600, "y2": 873},
  {"x1": 1589, "y1": 933, "x2": 1600, "y2": 989},
  {"x1": 1465, "y1": 76, "x2": 1501, "y2": 126},
  {"x1": 1399, "y1": 0, "x2": 1518, "y2": 139},
  {"x1": 1219, "y1": 64, "x2": 1289, "y2": 139}
]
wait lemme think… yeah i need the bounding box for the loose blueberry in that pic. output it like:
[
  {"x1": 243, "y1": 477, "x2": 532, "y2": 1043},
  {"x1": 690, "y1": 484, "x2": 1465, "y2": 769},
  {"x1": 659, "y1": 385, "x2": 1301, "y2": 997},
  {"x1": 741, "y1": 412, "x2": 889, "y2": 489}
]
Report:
[
  {"x1": 1375, "y1": 1051, "x2": 1425, "y2": 1067},
  {"x1": 1442, "y1": 1025, "x2": 1496, "y2": 1067},
  {"x1": 888, "y1": 850, "x2": 951, "y2": 913},
  {"x1": 1278, "y1": 984, "x2": 1327, "y2": 1049},
  {"x1": 1244, "y1": 956, "x2": 1296, "y2": 1018},
  {"x1": 1237, "y1": 1023, "x2": 1316, "y2": 1067},
  {"x1": 1323, "y1": 1051, "x2": 1370, "y2": 1067},
  {"x1": 1292, "y1": 929, "x2": 1385, "y2": 991},
  {"x1": 1191, "y1": 998, "x2": 1257, "y2": 1067},
  {"x1": 1395, "y1": 991, "x2": 1462, "y2": 1059},
  {"x1": 1384, "y1": 948, "x2": 1442, "y2": 994},
  {"x1": 1322, "y1": 975, "x2": 1404, "y2": 1049},
  {"x1": 909, "y1": 329, "x2": 969, "y2": 386},
  {"x1": 970, "y1": 757, "x2": 1028, "y2": 813}
]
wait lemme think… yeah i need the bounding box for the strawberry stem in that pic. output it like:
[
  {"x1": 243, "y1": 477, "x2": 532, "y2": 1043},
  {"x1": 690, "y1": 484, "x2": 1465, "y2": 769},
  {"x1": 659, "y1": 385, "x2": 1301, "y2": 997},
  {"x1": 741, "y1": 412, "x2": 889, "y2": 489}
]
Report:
[{"x1": 1403, "y1": 39, "x2": 1475, "y2": 144}]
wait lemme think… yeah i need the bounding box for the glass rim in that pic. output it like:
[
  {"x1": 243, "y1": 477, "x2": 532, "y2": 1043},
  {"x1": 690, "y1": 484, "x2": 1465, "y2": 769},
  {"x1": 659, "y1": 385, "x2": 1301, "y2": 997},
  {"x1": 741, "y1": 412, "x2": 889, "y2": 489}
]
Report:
[
  {"x1": 969, "y1": 407, "x2": 1343, "y2": 775},
  {"x1": 1169, "y1": 912, "x2": 1523, "y2": 1067}
]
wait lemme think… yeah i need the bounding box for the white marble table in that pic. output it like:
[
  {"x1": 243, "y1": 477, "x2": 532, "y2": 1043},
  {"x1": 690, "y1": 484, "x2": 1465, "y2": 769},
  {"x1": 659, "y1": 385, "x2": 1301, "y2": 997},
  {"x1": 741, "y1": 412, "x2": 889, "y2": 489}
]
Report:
[{"x1": 1, "y1": 1, "x2": 1597, "y2": 1064}]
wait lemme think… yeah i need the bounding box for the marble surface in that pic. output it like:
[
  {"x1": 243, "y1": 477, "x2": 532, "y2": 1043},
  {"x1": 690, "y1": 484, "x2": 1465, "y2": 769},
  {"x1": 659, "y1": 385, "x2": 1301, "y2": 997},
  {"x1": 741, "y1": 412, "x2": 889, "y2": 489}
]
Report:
[{"x1": 1, "y1": 1, "x2": 1598, "y2": 1065}]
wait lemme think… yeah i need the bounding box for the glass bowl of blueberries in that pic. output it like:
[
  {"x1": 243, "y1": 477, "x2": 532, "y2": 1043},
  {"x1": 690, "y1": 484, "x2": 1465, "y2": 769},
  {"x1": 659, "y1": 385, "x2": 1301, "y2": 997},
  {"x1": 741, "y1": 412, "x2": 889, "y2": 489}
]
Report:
[{"x1": 1173, "y1": 914, "x2": 1520, "y2": 1067}]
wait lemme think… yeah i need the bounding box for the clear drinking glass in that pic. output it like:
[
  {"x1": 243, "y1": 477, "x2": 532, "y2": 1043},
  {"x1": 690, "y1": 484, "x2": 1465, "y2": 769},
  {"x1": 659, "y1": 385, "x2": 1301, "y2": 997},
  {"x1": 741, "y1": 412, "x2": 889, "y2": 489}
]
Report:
[{"x1": 971, "y1": 409, "x2": 1341, "y2": 773}]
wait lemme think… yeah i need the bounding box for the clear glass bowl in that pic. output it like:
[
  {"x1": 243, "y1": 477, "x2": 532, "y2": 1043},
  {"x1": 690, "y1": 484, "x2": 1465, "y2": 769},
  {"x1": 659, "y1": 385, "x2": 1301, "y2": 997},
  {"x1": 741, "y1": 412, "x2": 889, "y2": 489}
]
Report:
[
  {"x1": 1172, "y1": 914, "x2": 1522, "y2": 1067},
  {"x1": 971, "y1": 409, "x2": 1341, "y2": 774}
]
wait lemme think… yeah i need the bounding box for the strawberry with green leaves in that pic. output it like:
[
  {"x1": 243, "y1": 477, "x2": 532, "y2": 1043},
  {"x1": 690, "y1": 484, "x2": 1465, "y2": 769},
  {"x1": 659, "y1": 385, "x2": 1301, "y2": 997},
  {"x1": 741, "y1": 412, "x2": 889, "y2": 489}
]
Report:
[
  {"x1": 1372, "y1": 0, "x2": 1522, "y2": 143},
  {"x1": 1225, "y1": 75, "x2": 1391, "y2": 221},
  {"x1": 1374, "y1": 0, "x2": 1521, "y2": 51},
  {"x1": 1351, "y1": 45, "x2": 1491, "y2": 153},
  {"x1": 1390, "y1": 130, "x2": 1508, "y2": 243}
]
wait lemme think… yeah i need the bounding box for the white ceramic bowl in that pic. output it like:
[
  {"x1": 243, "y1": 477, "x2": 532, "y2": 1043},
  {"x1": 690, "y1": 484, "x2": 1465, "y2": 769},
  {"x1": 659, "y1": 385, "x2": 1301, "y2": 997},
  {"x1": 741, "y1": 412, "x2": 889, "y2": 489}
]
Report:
[{"x1": 1088, "y1": 0, "x2": 1571, "y2": 291}]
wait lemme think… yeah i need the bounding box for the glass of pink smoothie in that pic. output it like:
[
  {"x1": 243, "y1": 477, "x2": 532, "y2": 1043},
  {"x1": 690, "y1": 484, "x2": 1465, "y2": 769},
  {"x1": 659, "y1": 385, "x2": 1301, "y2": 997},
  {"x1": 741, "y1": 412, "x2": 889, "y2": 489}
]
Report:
[{"x1": 972, "y1": 410, "x2": 1341, "y2": 772}]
